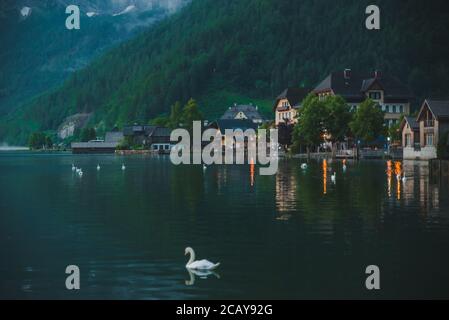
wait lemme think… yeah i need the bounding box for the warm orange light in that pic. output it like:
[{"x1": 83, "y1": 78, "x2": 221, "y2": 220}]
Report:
[
  {"x1": 250, "y1": 158, "x2": 255, "y2": 187},
  {"x1": 323, "y1": 159, "x2": 327, "y2": 195}
]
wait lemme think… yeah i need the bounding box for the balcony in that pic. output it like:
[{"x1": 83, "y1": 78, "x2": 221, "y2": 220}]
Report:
[{"x1": 424, "y1": 120, "x2": 435, "y2": 128}]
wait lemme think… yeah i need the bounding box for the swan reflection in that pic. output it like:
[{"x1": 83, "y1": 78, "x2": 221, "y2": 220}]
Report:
[{"x1": 185, "y1": 268, "x2": 221, "y2": 286}]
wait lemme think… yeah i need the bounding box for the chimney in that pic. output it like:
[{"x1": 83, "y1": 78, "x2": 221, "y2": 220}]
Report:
[
  {"x1": 374, "y1": 70, "x2": 381, "y2": 79},
  {"x1": 344, "y1": 69, "x2": 352, "y2": 80}
]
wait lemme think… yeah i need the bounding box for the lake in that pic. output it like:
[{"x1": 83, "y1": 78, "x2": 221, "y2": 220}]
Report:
[{"x1": 0, "y1": 152, "x2": 448, "y2": 299}]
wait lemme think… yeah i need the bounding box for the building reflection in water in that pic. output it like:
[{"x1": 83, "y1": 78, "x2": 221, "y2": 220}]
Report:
[
  {"x1": 323, "y1": 159, "x2": 327, "y2": 195},
  {"x1": 385, "y1": 160, "x2": 440, "y2": 212},
  {"x1": 402, "y1": 160, "x2": 440, "y2": 211},
  {"x1": 275, "y1": 163, "x2": 298, "y2": 218},
  {"x1": 386, "y1": 160, "x2": 392, "y2": 197}
]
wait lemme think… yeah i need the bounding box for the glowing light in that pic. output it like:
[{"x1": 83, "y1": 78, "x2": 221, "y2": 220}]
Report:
[
  {"x1": 323, "y1": 159, "x2": 327, "y2": 195},
  {"x1": 250, "y1": 158, "x2": 255, "y2": 187}
]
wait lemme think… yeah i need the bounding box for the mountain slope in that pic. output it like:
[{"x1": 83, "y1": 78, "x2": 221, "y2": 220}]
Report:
[
  {"x1": 2, "y1": 0, "x2": 449, "y2": 144},
  {"x1": 0, "y1": 0, "x2": 189, "y2": 116}
]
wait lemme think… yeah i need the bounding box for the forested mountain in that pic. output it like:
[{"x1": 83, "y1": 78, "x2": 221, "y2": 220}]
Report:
[
  {"x1": 1, "y1": 0, "x2": 449, "y2": 144},
  {"x1": 0, "y1": 0, "x2": 189, "y2": 116}
]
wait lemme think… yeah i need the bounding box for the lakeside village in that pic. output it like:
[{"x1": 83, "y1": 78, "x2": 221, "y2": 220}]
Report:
[{"x1": 29, "y1": 69, "x2": 449, "y2": 164}]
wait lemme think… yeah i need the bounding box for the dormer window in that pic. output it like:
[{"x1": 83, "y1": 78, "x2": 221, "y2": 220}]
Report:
[{"x1": 369, "y1": 91, "x2": 382, "y2": 100}]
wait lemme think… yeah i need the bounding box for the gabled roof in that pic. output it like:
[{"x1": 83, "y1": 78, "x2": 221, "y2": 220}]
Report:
[
  {"x1": 221, "y1": 104, "x2": 264, "y2": 121},
  {"x1": 273, "y1": 87, "x2": 310, "y2": 111},
  {"x1": 313, "y1": 71, "x2": 413, "y2": 103},
  {"x1": 400, "y1": 116, "x2": 419, "y2": 131},
  {"x1": 417, "y1": 100, "x2": 449, "y2": 121},
  {"x1": 212, "y1": 119, "x2": 258, "y2": 132}
]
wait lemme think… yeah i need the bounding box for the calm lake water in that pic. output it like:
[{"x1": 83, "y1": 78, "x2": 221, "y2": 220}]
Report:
[{"x1": 0, "y1": 152, "x2": 448, "y2": 299}]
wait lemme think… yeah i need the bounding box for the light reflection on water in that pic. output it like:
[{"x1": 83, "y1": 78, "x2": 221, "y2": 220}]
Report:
[{"x1": 0, "y1": 153, "x2": 448, "y2": 299}]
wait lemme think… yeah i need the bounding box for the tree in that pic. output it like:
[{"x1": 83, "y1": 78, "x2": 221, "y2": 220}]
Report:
[
  {"x1": 292, "y1": 94, "x2": 327, "y2": 155},
  {"x1": 277, "y1": 122, "x2": 294, "y2": 148},
  {"x1": 388, "y1": 118, "x2": 403, "y2": 143},
  {"x1": 180, "y1": 98, "x2": 203, "y2": 131},
  {"x1": 168, "y1": 101, "x2": 183, "y2": 129},
  {"x1": 350, "y1": 99, "x2": 386, "y2": 144},
  {"x1": 28, "y1": 132, "x2": 46, "y2": 149},
  {"x1": 80, "y1": 127, "x2": 96, "y2": 142},
  {"x1": 150, "y1": 115, "x2": 170, "y2": 127},
  {"x1": 323, "y1": 95, "x2": 353, "y2": 152},
  {"x1": 28, "y1": 132, "x2": 53, "y2": 149}
]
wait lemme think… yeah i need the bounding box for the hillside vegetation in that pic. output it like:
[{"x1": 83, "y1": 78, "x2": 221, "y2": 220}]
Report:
[{"x1": 2, "y1": 0, "x2": 449, "y2": 144}]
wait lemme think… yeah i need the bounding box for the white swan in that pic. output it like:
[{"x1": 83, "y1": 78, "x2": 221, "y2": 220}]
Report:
[
  {"x1": 97, "y1": 164, "x2": 101, "y2": 171},
  {"x1": 72, "y1": 164, "x2": 76, "y2": 171},
  {"x1": 301, "y1": 163, "x2": 308, "y2": 170},
  {"x1": 121, "y1": 164, "x2": 126, "y2": 171},
  {"x1": 185, "y1": 247, "x2": 220, "y2": 271},
  {"x1": 331, "y1": 172, "x2": 336, "y2": 184}
]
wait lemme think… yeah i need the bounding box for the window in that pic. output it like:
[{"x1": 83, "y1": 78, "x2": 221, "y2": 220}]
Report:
[
  {"x1": 399, "y1": 105, "x2": 403, "y2": 113},
  {"x1": 381, "y1": 104, "x2": 386, "y2": 112},
  {"x1": 405, "y1": 134, "x2": 411, "y2": 147},
  {"x1": 425, "y1": 133, "x2": 434, "y2": 146},
  {"x1": 389, "y1": 105, "x2": 393, "y2": 113},
  {"x1": 369, "y1": 91, "x2": 381, "y2": 100}
]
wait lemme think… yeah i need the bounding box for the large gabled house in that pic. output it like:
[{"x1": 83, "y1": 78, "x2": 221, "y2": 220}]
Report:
[
  {"x1": 403, "y1": 99, "x2": 449, "y2": 160},
  {"x1": 273, "y1": 87, "x2": 310, "y2": 126},
  {"x1": 221, "y1": 104, "x2": 264, "y2": 124},
  {"x1": 313, "y1": 69, "x2": 414, "y2": 127}
]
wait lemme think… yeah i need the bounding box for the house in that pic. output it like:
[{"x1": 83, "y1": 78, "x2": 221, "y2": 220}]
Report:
[
  {"x1": 273, "y1": 87, "x2": 310, "y2": 126},
  {"x1": 400, "y1": 116, "x2": 420, "y2": 148},
  {"x1": 123, "y1": 125, "x2": 156, "y2": 146},
  {"x1": 221, "y1": 104, "x2": 264, "y2": 124},
  {"x1": 148, "y1": 127, "x2": 172, "y2": 152},
  {"x1": 403, "y1": 100, "x2": 449, "y2": 160},
  {"x1": 313, "y1": 69, "x2": 414, "y2": 127},
  {"x1": 71, "y1": 129, "x2": 124, "y2": 154},
  {"x1": 208, "y1": 119, "x2": 259, "y2": 149}
]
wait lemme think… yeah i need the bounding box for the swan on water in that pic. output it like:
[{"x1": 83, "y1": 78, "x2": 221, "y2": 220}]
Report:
[
  {"x1": 97, "y1": 164, "x2": 101, "y2": 171},
  {"x1": 331, "y1": 172, "x2": 336, "y2": 184},
  {"x1": 301, "y1": 163, "x2": 308, "y2": 170},
  {"x1": 185, "y1": 247, "x2": 220, "y2": 271},
  {"x1": 121, "y1": 164, "x2": 126, "y2": 171}
]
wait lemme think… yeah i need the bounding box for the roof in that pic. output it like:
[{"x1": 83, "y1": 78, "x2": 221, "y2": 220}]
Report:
[
  {"x1": 123, "y1": 125, "x2": 157, "y2": 136},
  {"x1": 212, "y1": 119, "x2": 258, "y2": 132},
  {"x1": 425, "y1": 100, "x2": 449, "y2": 119},
  {"x1": 221, "y1": 104, "x2": 264, "y2": 121},
  {"x1": 105, "y1": 131, "x2": 124, "y2": 143},
  {"x1": 150, "y1": 127, "x2": 172, "y2": 137},
  {"x1": 71, "y1": 142, "x2": 119, "y2": 149},
  {"x1": 274, "y1": 87, "x2": 310, "y2": 111},
  {"x1": 313, "y1": 71, "x2": 413, "y2": 103},
  {"x1": 400, "y1": 116, "x2": 419, "y2": 131}
]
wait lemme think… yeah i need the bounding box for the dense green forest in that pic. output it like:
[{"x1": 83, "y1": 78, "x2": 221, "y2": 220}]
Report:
[{"x1": 1, "y1": 0, "x2": 449, "y2": 144}]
